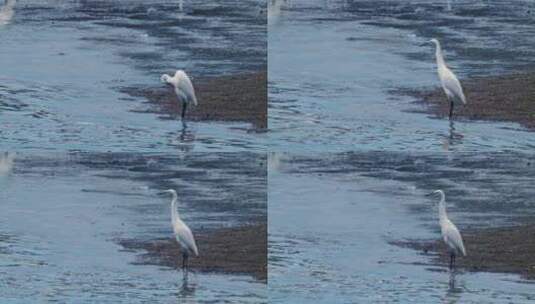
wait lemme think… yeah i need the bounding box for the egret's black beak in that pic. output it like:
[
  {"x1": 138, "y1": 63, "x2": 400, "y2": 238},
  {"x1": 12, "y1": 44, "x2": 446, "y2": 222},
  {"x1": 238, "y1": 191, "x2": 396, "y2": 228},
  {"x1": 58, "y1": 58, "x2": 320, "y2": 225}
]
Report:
[{"x1": 425, "y1": 192, "x2": 435, "y2": 197}]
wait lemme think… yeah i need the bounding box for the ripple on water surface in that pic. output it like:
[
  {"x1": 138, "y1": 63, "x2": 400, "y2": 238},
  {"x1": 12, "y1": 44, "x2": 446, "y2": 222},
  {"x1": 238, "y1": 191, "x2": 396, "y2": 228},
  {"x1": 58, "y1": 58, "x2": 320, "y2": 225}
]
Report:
[
  {"x1": 269, "y1": 152, "x2": 535, "y2": 303},
  {"x1": 0, "y1": 0, "x2": 267, "y2": 152},
  {"x1": 268, "y1": 0, "x2": 535, "y2": 151},
  {"x1": 0, "y1": 152, "x2": 267, "y2": 302}
]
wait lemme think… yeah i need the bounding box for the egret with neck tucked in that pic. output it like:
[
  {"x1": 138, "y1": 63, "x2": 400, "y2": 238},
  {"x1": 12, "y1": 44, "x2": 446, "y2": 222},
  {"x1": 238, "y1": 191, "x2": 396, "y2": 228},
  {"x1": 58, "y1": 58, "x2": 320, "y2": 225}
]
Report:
[
  {"x1": 161, "y1": 189, "x2": 199, "y2": 273},
  {"x1": 161, "y1": 70, "x2": 198, "y2": 125},
  {"x1": 430, "y1": 38, "x2": 466, "y2": 120},
  {"x1": 427, "y1": 190, "x2": 466, "y2": 271}
]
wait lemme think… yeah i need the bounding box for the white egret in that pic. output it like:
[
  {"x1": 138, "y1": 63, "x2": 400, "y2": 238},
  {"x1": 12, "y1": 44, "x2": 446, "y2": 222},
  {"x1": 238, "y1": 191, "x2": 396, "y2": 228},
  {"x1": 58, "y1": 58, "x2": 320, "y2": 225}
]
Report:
[
  {"x1": 427, "y1": 190, "x2": 466, "y2": 271},
  {"x1": 0, "y1": 0, "x2": 16, "y2": 25},
  {"x1": 161, "y1": 70, "x2": 198, "y2": 123},
  {"x1": 161, "y1": 189, "x2": 199, "y2": 272},
  {"x1": 430, "y1": 38, "x2": 466, "y2": 119}
]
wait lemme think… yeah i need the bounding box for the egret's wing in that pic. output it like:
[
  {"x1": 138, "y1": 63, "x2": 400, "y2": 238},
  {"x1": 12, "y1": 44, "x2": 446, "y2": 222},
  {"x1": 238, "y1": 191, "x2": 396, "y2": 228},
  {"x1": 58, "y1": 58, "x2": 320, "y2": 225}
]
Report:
[
  {"x1": 444, "y1": 222, "x2": 466, "y2": 256},
  {"x1": 175, "y1": 221, "x2": 199, "y2": 256},
  {"x1": 443, "y1": 69, "x2": 466, "y2": 104},
  {"x1": 177, "y1": 73, "x2": 198, "y2": 106}
]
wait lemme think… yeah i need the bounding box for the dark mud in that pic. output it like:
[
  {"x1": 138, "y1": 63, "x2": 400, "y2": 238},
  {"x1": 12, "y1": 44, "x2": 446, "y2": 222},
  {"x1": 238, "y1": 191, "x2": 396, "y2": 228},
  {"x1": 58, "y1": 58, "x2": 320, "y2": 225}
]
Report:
[
  {"x1": 406, "y1": 72, "x2": 535, "y2": 130},
  {"x1": 393, "y1": 224, "x2": 535, "y2": 279},
  {"x1": 121, "y1": 70, "x2": 267, "y2": 129},
  {"x1": 118, "y1": 222, "x2": 267, "y2": 281}
]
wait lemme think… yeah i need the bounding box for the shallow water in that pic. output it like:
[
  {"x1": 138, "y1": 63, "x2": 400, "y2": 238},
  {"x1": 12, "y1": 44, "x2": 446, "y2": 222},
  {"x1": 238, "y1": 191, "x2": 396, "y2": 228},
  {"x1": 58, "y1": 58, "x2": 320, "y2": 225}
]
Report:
[
  {"x1": 0, "y1": 152, "x2": 266, "y2": 303},
  {"x1": 268, "y1": 0, "x2": 535, "y2": 152},
  {"x1": 268, "y1": 152, "x2": 535, "y2": 303},
  {"x1": 0, "y1": 0, "x2": 266, "y2": 153}
]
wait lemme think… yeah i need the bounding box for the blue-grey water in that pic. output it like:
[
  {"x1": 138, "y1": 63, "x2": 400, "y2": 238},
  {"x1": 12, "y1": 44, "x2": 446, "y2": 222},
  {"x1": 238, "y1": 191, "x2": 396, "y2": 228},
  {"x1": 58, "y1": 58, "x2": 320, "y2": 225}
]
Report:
[
  {"x1": 0, "y1": 0, "x2": 266, "y2": 152},
  {"x1": 0, "y1": 152, "x2": 266, "y2": 303},
  {"x1": 269, "y1": 152, "x2": 535, "y2": 303},
  {"x1": 268, "y1": 0, "x2": 535, "y2": 151}
]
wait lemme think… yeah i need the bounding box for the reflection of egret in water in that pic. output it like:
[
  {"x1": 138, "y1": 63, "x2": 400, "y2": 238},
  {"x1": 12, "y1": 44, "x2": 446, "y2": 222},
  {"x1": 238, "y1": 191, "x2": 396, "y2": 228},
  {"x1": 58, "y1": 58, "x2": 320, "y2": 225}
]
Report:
[
  {"x1": 0, "y1": 0, "x2": 16, "y2": 25},
  {"x1": 443, "y1": 272, "x2": 463, "y2": 304},
  {"x1": 166, "y1": 126, "x2": 195, "y2": 153},
  {"x1": 442, "y1": 120, "x2": 463, "y2": 150},
  {"x1": 268, "y1": 152, "x2": 285, "y2": 173},
  {"x1": 178, "y1": 275, "x2": 197, "y2": 301},
  {"x1": 0, "y1": 152, "x2": 15, "y2": 176},
  {"x1": 268, "y1": 0, "x2": 288, "y2": 25}
]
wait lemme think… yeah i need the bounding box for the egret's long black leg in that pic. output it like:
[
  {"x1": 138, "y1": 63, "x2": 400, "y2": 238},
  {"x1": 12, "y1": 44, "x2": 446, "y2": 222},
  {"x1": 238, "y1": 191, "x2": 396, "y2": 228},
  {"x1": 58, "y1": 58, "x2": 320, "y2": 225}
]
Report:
[
  {"x1": 449, "y1": 100, "x2": 454, "y2": 120},
  {"x1": 181, "y1": 102, "x2": 188, "y2": 120},
  {"x1": 449, "y1": 253, "x2": 454, "y2": 270},
  {"x1": 182, "y1": 252, "x2": 188, "y2": 271}
]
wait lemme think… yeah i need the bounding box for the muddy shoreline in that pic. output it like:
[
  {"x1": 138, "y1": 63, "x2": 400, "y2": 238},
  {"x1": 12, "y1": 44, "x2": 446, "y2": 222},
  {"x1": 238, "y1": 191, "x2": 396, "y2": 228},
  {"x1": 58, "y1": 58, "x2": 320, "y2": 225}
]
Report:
[
  {"x1": 392, "y1": 224, "x2": 535, "y2": 279},
  {"x1": 405, "y1": 72, "x2": 535, "y2": 130},
  {"x1": 121, "y1": 70, "x2": 267, "y2": 129},
  {"x1": 118, "y1": 222, "x2": 267, "y2": 281}
]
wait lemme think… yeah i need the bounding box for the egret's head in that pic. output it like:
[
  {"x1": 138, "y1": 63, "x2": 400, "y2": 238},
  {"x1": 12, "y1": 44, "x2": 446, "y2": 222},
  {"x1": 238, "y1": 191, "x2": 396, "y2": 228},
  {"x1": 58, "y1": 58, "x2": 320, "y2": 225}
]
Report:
[
  {"x1": 429, "y1": 38, "x2": 440, "y2": 46},
  {"x1": 159, "y1": 189, "x2": 177, "y2": 197},
  {"x1": 161, "y1": 74, "x2": 171, "y2": 84},
  {"x1": 426, "y1": 189, "x2": 444, "y2": 198}
]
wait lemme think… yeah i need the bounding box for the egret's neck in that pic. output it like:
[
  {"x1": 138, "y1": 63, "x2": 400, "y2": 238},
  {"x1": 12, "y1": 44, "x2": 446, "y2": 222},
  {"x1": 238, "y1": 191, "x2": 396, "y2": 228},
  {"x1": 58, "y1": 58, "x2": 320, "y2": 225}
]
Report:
[
  {"x1": 434, "y1": 42, "x2": 446, "y2": 68},
  {"x1": 438, "y1": 193, "x2": 448, "y2": 223},
  {"x1": 170, "y1": 193, "x2": 180, "y2": 223}
]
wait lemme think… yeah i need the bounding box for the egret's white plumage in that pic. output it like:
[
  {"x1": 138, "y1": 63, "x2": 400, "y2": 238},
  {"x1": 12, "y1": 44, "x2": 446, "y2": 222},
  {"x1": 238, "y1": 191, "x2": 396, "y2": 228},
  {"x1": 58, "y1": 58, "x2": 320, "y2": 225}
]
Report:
[
  {"x1": 0, "y1": 0, "x2": 16, "y2": 25},
  {"x1": 430, "y1": 38, "x2": 466, "y2": 119},
  {"x1": 430, "y1": 190, "x2": 466, "y2": 270},
  {"x1": 161, "y1": 70, "x2": 198, "y2": 122},
  {"x1": 162, "y1": 189, "x2": 199, "y2": 271}
]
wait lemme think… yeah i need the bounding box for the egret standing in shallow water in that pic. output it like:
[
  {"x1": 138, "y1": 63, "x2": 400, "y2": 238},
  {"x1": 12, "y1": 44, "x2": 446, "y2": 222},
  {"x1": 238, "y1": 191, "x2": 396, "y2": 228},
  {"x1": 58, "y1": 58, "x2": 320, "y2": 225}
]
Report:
[
  {"x1": 430, "y1": 38, "x2": 466, "y2": 120},
  {"x1": 161, "y1": 189, "x2": 199, "y2": 273},
  {"x1": 427, "y1": 190, "x2": 466, "y2": 271},
  {"x1": 161, "y1": 70, "x2": 198, "y2": 126}
]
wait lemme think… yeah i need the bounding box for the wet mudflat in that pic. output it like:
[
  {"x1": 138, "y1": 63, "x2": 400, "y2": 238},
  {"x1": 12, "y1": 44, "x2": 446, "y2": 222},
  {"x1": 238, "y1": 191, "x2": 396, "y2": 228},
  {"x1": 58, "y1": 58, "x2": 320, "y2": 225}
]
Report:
[
  {"x1": 119, "y1": 223, "x2": 267, "y2": 281},
  {"x1": 269, "y1": 151, "x2": 535, "y2": 303},
  {"x1": 122, "y1": 70, "x2": 267, "y2": 129},
  {"x1": 405, "y1": 72, "x2": 535, "y2": 130},
  {"x1": 0, "y1": 152, "x2": 267, "y2": 302},
  {"x1": 394, "y1": 224, "x2": 535, "y2": 280}
]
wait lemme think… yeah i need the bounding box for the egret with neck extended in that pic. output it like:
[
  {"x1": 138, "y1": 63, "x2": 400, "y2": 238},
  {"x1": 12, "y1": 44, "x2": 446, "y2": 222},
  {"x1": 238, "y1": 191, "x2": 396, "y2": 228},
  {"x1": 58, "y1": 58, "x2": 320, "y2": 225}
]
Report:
[
  {"x1": 430, "y1": 38, "x2": 466, "y2": 119},
  {"x1": 427, "y1": 190, "x2": 466, "y2": 271},
  {"x1": 161, "y1": 189, "x2": 199, "y2": 273},
  {"x1": 161, "y1": 70, "x2": 198, "y2": 125}
]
